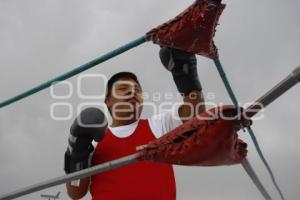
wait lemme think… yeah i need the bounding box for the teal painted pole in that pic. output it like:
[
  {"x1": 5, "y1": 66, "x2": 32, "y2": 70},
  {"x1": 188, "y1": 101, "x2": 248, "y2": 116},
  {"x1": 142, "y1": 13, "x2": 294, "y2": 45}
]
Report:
[
  {"x1": 0, "y1": 36, "x2": 147, "y2": 109},
  {"x1": 213, "y1": 59, "x2": 239, "y2": 106}
]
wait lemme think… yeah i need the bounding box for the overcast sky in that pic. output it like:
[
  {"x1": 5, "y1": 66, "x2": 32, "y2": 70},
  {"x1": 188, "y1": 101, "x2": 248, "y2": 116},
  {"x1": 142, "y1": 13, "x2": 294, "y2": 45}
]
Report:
[{"x1": 0, "y1": 0, "x2": 299, "y2": 199}]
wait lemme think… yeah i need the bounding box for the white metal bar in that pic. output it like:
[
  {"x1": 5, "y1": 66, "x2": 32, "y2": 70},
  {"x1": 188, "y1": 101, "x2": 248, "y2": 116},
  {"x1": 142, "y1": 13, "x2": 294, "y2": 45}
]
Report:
[
  {"x1": 242, "y1": 159, "x2": 272, "y2": 200},
  {"x1": 0, "y1": 153, "x2": 140, "y2": 200}
]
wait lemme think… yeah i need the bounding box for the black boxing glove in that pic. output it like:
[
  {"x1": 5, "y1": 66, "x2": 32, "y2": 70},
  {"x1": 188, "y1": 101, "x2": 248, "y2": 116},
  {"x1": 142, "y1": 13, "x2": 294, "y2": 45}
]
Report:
[
  {"x1": 64, "y1": 107, "x2": 107, "y2": 174},
  {"x1": 159, "y1": 47, "x2": 202, "y2": 96}
]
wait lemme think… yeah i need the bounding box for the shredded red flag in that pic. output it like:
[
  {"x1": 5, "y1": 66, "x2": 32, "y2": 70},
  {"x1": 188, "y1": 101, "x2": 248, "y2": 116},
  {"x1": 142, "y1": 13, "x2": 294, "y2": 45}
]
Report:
[
  {"x1": 138, "y1": 105, "x2": 248, "y2": 166},
  {"x1": 146, "y1": 0, "x2": 225, "y2": 59}
]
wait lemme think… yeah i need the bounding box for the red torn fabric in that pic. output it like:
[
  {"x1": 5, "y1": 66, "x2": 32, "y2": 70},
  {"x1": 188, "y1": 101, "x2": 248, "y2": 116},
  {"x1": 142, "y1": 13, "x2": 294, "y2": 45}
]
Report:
[
  {"x1": 138, "y1": 105, "x2": 248, "y2": 166},
  {"x1": 146, "y1": 0, "x2": 225, "y2": 59}
]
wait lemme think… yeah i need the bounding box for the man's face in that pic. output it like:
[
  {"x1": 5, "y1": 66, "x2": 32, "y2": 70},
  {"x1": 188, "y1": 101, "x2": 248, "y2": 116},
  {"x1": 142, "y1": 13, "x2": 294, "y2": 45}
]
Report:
[{"x1": 105, "y1": 78, "x2": 143, "y2": 121}]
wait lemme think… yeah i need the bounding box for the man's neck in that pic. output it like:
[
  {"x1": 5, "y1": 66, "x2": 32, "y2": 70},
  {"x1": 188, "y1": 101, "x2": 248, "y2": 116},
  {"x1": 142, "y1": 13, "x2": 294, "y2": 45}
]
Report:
[{"x1": 110, "y1": 118, "x2": 138, "y2": 127}]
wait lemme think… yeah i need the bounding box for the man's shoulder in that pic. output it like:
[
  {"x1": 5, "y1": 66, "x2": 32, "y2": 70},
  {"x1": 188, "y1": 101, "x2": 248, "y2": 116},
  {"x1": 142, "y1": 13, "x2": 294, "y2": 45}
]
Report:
[{"x1": 146, "y1": 111, "x2": 182, "y2": 138}]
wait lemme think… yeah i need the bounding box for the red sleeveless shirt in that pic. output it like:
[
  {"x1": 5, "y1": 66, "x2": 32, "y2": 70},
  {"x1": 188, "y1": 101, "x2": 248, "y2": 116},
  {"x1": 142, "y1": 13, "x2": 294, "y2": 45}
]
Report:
[{"x1": 90, "y1": 119, "x2": 176, "y2": 200}]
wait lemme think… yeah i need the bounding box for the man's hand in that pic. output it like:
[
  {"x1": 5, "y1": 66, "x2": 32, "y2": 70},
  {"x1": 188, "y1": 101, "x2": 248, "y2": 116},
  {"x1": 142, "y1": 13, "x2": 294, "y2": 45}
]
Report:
[
  {"x1": 64, "y1": 107, "x2": 107, "y2": 174},
  {"x1": 159, "y1": 47, "x2": 202, "y2": 96},
  {"x1": 159, "y1": 47, "x2": 205, "y2": 122}
]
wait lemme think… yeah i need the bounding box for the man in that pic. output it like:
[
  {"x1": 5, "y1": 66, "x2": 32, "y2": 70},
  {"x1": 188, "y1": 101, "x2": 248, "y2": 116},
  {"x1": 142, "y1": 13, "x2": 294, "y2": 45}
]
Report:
[{"x1": 65, "y1": 47, "x2": 205, "y2": 199}]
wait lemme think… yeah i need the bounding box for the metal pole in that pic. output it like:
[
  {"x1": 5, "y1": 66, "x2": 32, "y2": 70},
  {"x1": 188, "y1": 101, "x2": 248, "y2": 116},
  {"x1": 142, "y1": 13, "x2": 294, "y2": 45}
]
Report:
[
  {"x1": 245, "y1": 65, "x2": 300, "y2": 118},
  {"x1": 242, "y1": 159, "x2": 272, "y2": 200},
  {"x1": 213, "y1": 60, "x2": 300, "y2": 200},
  {"x1": 0, "y1": 153, "x2": 140, "y2": 200},
  {"x1": 0, "y1": 36, "x2": 147, "y2": 109},
  {"x1": 240, "y1": 66, "x2": 300, "y2": 200}
]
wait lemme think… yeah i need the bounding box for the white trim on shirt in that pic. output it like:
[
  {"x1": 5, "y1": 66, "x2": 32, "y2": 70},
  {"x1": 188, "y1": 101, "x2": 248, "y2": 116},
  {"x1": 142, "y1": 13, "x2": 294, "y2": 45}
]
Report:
[{"x1": 107, "y1": 108, "x2": 182, "y2": 139}]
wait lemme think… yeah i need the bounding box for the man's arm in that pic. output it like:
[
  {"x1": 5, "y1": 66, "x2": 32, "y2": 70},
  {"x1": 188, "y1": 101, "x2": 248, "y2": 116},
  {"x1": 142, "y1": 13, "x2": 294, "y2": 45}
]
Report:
[
  {"x1": 159, "y1": 47, "x2": 205, "y2": 123},
  {"x1": 179, "y1": 91, "x2": 205, "y2": 123},
  {"x1": 64, "y1": 107, "x2": 107, "y2": 199}
]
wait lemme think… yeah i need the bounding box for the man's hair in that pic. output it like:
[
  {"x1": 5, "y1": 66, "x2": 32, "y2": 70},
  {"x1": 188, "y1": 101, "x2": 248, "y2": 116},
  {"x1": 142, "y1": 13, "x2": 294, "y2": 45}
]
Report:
[{"x1": 105, "y1": 72, "x2": 141, "y2": 98}]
